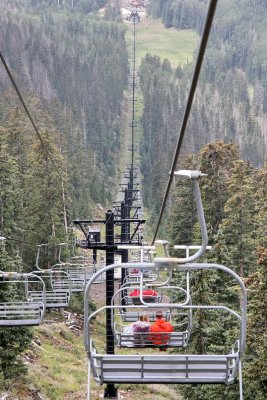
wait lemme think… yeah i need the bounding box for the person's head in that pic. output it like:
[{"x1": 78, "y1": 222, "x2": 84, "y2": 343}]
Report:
[
  {"x1": 140, "y1": 313, "x2": 149, "y2": 322},
  {"x1": 156, "y1": 311, "x2": 163, "y2": 320}
]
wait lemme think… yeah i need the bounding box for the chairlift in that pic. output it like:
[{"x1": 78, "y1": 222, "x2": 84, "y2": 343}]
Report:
[
  {"x1": 29, "y1": 270, "x2": 71, "y2": 309},
  {"x1": 58, "y1": 242, "x2": 93, "y2": 266},
  {"x1": 0, "y1": 272, "x2": 45, "y2": 326},
  {"x1": 116, "y1": 274, "x2": 191, "y2": 323},
  {"x1": 51, "y1": 262, "x2": 93, "y2": 293},
  {"x1": 123, "y1": 271, "x2": 159, "y2": 285},
  {"x1": 85, "y1": 261, "x2": 246, "y2": 393}
]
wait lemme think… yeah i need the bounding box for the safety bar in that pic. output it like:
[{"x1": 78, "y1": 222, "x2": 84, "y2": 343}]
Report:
[
  {"x1": 174, "y1": 245, "x2": 212, "y2": 258},
  {"x1": 0, "y1": 272, "x2": 46, "y2": 310},
  {"x1": 31, "y1": 269, "x2": 72, "y2": 295},
  {"x1": 35, "y1": 243, "x2": 48, "y2": 270},
  {"x1": 57, "y1": 242, "x2": 68, "y2": 264},
  {"x1": 155, "y1": 240, "x2": 169, "y2": 257}
]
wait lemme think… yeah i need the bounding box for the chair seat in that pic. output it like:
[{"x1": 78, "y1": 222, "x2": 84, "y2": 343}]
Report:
[{"x1": 0, "y1": 302, "x2": 44, "y2": 326}]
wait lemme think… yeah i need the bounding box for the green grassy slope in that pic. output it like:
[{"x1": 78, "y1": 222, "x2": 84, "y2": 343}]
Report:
[
  {"x1": 125, "y1": 16, "x2": 199, "y2": 67},
  {"x1": 13, "y1": 313, "x2": 181, "y2": 400}
]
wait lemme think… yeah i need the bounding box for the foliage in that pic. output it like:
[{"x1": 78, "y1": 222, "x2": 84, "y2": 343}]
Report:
[
  {"x1": 140, "y1": 0, "x2": 267, "y2": 225},
  {"x1": 168, "y1": 144, "x2": 267, "y2": 399},
  {"x1": 0, "y1": 3, "x2": 128, "y2": 203},
  {"x1": 0, "y1": 249, "x2": 33, "y2": 389},
  {"x1": 244, "y1": 247, "x2": 267, "y2": 399}
]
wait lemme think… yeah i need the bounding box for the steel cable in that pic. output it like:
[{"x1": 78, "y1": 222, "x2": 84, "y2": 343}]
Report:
[{"x1": 0, "y1": 51, "x2": 63, "y2": 179}]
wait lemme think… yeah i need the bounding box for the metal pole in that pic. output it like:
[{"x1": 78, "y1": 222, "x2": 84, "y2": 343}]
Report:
[
  {"x1": 120, "y1": 201, "x2": 128, "y2": 283},
  {"x1": 131, "y1": 15, "x2": 136, "y2": 167},
  {"x1": 93, "y1": 248, "x2": 97, "y2": 264},
  {"x1": 104, "y1": 210, "x2": 117, "y2": 398},
  {"x1": 120, "y1": 201, "x2": 128, "y2": 307}
]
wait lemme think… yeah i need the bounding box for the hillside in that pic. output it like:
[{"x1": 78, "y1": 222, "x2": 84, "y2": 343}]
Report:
[
  {"x1": 139, "y1": 0, "x2": 267, "y2": 223},
  {"x1": 1, "y1": 298, "x2": 182, "y2": 400}
]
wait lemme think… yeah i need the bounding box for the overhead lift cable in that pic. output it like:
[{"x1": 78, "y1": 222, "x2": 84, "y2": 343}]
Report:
[
  {"x1": 0, "y1": 51, "x2": 63, "y2": 179},
  {"x1": 152, "y1": 0, "x2": 218, "y2": 244}
]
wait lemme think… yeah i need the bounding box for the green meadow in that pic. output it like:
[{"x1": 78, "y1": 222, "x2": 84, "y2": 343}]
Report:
[{"x1": 125, "y1": 16, "x2": 199, "y2": 67}]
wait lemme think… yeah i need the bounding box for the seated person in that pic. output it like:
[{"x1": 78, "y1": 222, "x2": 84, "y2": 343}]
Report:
[
  {"x1": 132, "y1": 313, "x2": 150, "y2": 332},
  {"x1": 133, "y1": 312, "x2": 151, "y2": 345},
  {"x1": 130, "y1": 289, "x2": 158, "y2": 304},
  {"x1": 122, "y1": 313, "x2": 150, "y2": 347},
  {"x1": 149, "y1": 311, "x2": 174, "y2": 346},
  {"x1": 131, "y1": 268, "x2": 140, "y2": 274}
]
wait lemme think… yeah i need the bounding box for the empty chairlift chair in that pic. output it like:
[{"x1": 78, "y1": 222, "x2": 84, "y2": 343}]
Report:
[
  {"x1": 28, "y1": 270, "x2": 71, "y2": 309},
  {"x1": 53, "y1": 242, "x2": 97, "y2": 292},
  {"x1": 51, "y1": 263, "x2": 88, "y2": 293},
  {"x1": 32, "y1": 243, "x2": 72, "y2": 306},
  {"x1": 0, "y1": 272, "x2": 45, "y2": 326}
]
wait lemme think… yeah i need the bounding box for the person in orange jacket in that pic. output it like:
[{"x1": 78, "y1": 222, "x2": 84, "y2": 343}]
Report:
[
  {"x1": 129, "y1": 288, "x2": 159, "y2": 304},
  {"x1": 129, "y1": 288, "x2": 158, "y2": 297},
  {"x1": 149, "y1": 310, "x2": 174, "y2": 346}
]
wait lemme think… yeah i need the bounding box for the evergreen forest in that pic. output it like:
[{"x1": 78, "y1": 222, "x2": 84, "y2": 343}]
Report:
[{"x1": 0, "y1": 0, "x2": 266, "y2": 399}]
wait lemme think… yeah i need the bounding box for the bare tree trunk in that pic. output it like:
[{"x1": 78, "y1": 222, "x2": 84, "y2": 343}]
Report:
[
  {"x1": 0, "y1": 196, "x2": 3, "y2": 231},
  {"x1": 62, "y1": 179, "x2": 68, "y2": 235}
]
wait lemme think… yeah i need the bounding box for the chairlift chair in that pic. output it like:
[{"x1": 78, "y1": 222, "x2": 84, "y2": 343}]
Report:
[
  {"x1": 0, "y1": 272, "x2": 45, "y2": 326},
  {"x1": 28, "y1": 270, "x2": 71, "y2": 309},
  {"x1": 112, "y1": 278, "x2": 192, "y2": 347},
  {"x1": 85, "y1": 261, "x2": 246, "y2": 391},
  {"x1": 57, "y1": 242, "x2": 93, "y2": 267},
  {"x1": 51, "y1": 263, "x2": 90, "y2": 293}
]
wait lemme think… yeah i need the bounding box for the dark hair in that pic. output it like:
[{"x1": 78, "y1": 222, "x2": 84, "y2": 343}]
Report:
[{"x1": 156, "y1": 311, "x2": 163, "y2": 319}]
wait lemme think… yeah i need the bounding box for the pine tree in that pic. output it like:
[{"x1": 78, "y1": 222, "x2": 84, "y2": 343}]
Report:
[
  {"x1": 23, "y1": 128, "x2": 70, "y2": 267},
  {"x1": 198, "y1": 141, "x2": 239, "y2": 243},
  {"x1": 0, "y1": 128, "x2": 21, "y2": 241},
  {"x1": 244, "y1": 247, "x2": 267, "y2": 399},
  {"x1": 219, "y1": 160, "x2": 256, "y2": 277}
]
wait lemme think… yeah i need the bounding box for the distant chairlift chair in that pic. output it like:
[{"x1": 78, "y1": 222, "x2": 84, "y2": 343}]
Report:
[{"x1": 28, "y1": 269, "x2": 71, "y2": 309}]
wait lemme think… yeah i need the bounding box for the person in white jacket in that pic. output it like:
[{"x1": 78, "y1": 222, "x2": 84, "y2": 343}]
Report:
[{"x1": 122, "y1": 313, "x2": 151, "y2": 347}]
